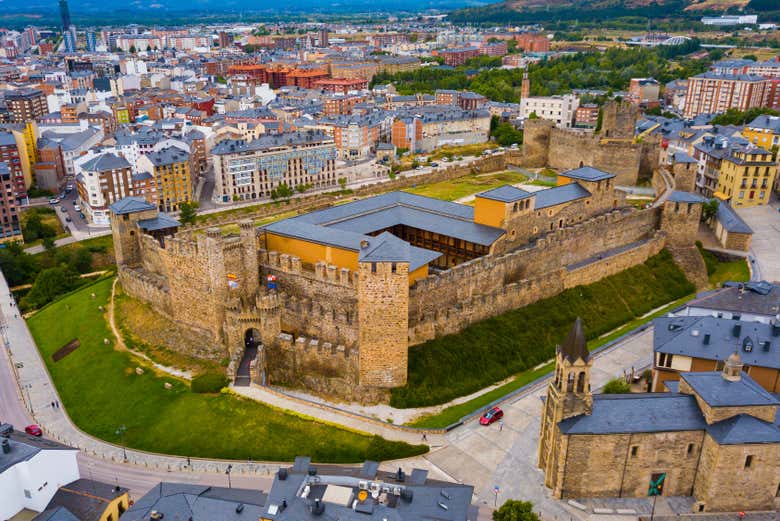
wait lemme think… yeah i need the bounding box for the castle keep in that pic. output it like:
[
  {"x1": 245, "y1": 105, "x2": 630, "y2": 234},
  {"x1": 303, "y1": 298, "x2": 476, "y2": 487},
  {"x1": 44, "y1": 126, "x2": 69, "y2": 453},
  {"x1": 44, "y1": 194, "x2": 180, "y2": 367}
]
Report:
[{"x1": 110, "y1": 163, "x2": 705, "y2": 403}]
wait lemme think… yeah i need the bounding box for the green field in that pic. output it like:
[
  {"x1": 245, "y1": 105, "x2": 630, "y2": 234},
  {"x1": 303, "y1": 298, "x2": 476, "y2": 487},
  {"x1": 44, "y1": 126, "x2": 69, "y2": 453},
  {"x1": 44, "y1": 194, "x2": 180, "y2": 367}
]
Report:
[
  {"x1": 390, "y1": 249, "x2": 695, "y2": 408},
  {"x1": 28, "y1": 278, "x2": 426, "y2": 462},
  {"x1": 403, "y1": 171, "x2": 528, "y2": 201},
  {"x1": 709, "y1": 258, "x2": 750, "y2": 287}
]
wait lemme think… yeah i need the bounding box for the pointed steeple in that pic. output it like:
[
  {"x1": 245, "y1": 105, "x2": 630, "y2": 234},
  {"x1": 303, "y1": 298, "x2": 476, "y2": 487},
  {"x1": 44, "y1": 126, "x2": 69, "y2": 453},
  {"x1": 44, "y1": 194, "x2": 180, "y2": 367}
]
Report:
[{"x1": 560, "y1": 317, "x2": 589, "y2": 363}]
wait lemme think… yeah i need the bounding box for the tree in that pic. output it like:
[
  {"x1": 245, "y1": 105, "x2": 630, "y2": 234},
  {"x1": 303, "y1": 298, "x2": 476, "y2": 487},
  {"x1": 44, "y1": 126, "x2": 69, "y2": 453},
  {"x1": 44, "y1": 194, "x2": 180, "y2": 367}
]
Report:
[
  {"x1": 493, "y1": 500, "x2": 540, "y2": 521},
  {"x1": 72, "y1": 247, "x2": 93, "y2": 274},
  {"x1": 527, "y1": 111, "x2": 539, "y2": 120},
  {"x1": 271, "y1": 183, "x2": 294, "y2": 200},
  {"x1": 129, "y1": 45, "x2": 136, "y2": 54},
  {"x1": 178, "y1": 202, "x2": 199, "y2": 225},
  {"x1": 338, "y1": 177, "x2": 347, "y2": 190},
  {"x1": 146, "y1": 44, "x2": 152, "y2": 52},
  {"x1": 0, "y1": 243, "x2": 39, "y2": 287},
  {"x1": 702, "y1": 199, "x2": 719, "y2": 222},
  {"x1": 602, "y1": 377, "x2": 631, "y2": 394},
  {"x1": 21, "y1": 266, "x2": 78, "y2": 310}
]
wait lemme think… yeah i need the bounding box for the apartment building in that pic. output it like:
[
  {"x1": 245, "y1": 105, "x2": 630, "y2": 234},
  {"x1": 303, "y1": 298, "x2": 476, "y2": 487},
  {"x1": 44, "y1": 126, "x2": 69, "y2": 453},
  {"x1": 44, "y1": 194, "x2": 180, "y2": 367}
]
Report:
[
  {"x1": 0, "y1": 132, "x2": 26, "y2": 201},
  {"x1": 76, "y1": 152, "x2": 156, "y2": 225},
  {"x1": 742, "y1": 114, "x2": 780, "y2": 150},
  {"x1": 391, "y1": 106, "x2": 491, "y2": 153},
  {"x1": 137, "y1": 146, "x2": 192, "y2": 212},
  {"x1": 211, "y1": 131, "x2": 336, "y2": 203},
  {"x1": 436, "y1": 47, "x2": 481, "y2": 67},
  {"x1": 520, "y1": 94, "x2": 579, "y2": 128},
  {"x1": 5, "y1": 88, "x2": 47, "y2": 123},
  {"x1": 683, "y1": 73, "x2": 770, "y2": 118},
  {"x1": 0, "y1": 163, "x2": 21, "y2": 243}
]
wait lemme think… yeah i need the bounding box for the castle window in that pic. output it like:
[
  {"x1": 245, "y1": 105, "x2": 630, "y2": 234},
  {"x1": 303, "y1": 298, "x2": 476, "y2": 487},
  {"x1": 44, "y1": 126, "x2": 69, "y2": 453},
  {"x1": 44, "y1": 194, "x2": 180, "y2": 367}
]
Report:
[
  {"x1": 371, "y1": 263, "x2": 377, "y2": 273},
  {"x1": 630, "y1": 446, "x2": 638, "y2": 457},
  {"x1": 687, "y1": 443, "x2": 694, "y2": 457},
  {"x1": 745, "y1": 455, "x2": 753, "y2": 468},
  {"x1": 123, "y1": 214, "x2": 129, "y2": 221},
  {"x1": 566, "y1": 372, "x2": 574, "y2": 392},
  {"x1": 577, "y1": 371, "x2": 586, "y2": 393},
  {"x1": 391, "y1": 263, "x2": 397, "y2": 273}
]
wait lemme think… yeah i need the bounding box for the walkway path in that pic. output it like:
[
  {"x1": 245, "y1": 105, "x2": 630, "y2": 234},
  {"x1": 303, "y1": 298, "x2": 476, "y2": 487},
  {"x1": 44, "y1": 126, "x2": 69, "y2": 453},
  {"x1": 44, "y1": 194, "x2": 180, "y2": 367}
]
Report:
[{"x1": 736, "y1": 202, "x2": 780, "y2": 283}]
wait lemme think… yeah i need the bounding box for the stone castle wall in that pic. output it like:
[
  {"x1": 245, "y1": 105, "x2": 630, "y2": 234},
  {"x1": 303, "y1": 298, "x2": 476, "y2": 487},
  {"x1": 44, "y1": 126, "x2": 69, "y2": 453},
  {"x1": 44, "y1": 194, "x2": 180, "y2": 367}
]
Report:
[
  {"x1": 408, "y1": 208, "x2": 663, "y2": 343},
  {"x1": 261, "y1": 250, "x2": 360, "y2": 348}
]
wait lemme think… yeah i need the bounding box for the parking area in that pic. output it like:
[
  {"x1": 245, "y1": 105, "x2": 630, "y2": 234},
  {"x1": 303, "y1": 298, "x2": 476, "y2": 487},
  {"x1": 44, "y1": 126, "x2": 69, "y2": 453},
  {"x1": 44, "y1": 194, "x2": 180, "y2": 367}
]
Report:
[{"x1": 736, "y1": 202, "x2": 780, "y2": 282}]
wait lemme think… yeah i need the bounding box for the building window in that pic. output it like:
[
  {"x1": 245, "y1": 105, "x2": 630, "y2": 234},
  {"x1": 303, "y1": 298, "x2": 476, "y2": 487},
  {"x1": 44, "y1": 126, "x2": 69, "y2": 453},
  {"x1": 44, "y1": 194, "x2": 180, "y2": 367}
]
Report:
[
  {"x1": 630, "y1": 446, "x2": 638, "y2": 457},
  {"x1": 24, "y1": 489, "x2": 31, "y2": 498},
  {"x1": 687, "y1": 443, "x2": 694, "y2": 457},
  {"x1": 745, "y1": 455, "x2": 753, "y2": 468}
]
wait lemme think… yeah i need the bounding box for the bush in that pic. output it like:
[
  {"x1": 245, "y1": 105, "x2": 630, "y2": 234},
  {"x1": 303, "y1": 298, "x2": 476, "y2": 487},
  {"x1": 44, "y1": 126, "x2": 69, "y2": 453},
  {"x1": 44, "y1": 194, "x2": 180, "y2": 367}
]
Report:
[
  {"x1": 390, "y1": 250, "x2": 693, "y2": 408},
  {"x1": 493, "y1": 500, "x2": 540, "y2": 521},
  {"x1": 602, "y1": 377, "x2": 631, "y2": 394},
  {"x1": 191, "y1": 371, "x2": 229, "y2": 393},
  {"x1": 20, "y1": 266, "x2": 79, "y2": 311},
  {"x1": 364, "y1": 435, "x2": 428, "y2": 461}
]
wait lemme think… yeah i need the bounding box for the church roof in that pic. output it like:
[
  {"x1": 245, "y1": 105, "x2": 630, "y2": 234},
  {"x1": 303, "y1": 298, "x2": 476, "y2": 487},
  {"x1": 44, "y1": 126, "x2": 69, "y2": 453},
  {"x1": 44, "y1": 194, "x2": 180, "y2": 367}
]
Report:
[
  {"x1": 680, "y1": 371, "x2": 779, "y2": 408},
  {"x1": 706, "y1": 414, "x2": 780, "y2": 445},
  {"x1": 559, "y1": 317, "x2": 589, "y2": 363},
  {"x1": 109, "y1": 197, "x2": 156, "y2": 215},
  {"x1": 559, "y1": 393, "x2": 707, "y2": 435}
]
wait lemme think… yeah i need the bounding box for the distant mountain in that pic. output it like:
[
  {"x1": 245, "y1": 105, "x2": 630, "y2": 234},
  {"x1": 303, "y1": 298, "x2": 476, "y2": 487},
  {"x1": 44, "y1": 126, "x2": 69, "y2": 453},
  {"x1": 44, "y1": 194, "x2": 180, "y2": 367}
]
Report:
[{"x1": 447, "y1": 0, "x2": 753, "y2": 24}]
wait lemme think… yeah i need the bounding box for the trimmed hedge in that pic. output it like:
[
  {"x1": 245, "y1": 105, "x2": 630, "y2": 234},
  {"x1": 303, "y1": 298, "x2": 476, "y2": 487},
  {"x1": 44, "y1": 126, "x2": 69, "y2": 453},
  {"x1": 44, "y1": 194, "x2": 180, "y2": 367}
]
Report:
[
  {"x1": 390, "y1": 249, "x2": 694, "y2": 408},
  {"x1": 191, "y1": 371, "x2": 229, "y2": 393}
]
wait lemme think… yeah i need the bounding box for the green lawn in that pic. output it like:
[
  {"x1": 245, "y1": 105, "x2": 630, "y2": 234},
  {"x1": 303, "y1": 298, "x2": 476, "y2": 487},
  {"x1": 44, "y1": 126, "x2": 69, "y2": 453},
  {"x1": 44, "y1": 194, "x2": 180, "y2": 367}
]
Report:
[
  {"x1": 28, "y1": 278, "x2": 426, "y2": 462},
  {"x1": 709, "y1": 258, "x2": 750, "y2": 287},
  {"x1": 403, "y1": 171, "x2": 528, "y2": 201},
  {"x1": 391, "y1": 249, "x2": 695, "y2": 408},
  {"x1": 408, "y1": 292, "x2": 694, "y2": 428}
]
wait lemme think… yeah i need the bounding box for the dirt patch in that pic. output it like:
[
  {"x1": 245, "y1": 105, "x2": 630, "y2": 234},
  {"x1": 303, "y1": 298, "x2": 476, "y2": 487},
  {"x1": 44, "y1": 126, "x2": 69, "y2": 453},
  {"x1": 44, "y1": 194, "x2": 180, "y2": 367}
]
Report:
[
  {"x1": 52, "y1": 339, "x2": 80, "y2": 362},
  {"x1": 115, "y1": 287, "x2": 225, "y2": 372}
]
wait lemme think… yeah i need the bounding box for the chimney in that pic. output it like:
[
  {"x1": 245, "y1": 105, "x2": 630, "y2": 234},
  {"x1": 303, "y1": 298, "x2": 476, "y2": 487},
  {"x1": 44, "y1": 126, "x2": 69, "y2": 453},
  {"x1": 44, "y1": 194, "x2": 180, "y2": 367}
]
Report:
[
  {"x1": 703, "y1": 333, "x2": 710, "y2": 345},
  {"x1": 1, "y1": 439, "x2": 10, "y2": 454},
  {"x1": 732, "y1": 324, "x2": 741, "y2": 337}
]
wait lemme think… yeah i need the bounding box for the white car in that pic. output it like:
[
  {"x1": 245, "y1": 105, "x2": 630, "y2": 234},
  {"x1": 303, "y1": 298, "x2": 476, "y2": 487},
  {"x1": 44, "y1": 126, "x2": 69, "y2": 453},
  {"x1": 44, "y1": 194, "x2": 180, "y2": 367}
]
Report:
[
  {"x1": 48, "y1": 198, "x2": 60, "y2": 204},
  {"x1": 73, "y1": 204, "x2": 81, "y2": 211}
]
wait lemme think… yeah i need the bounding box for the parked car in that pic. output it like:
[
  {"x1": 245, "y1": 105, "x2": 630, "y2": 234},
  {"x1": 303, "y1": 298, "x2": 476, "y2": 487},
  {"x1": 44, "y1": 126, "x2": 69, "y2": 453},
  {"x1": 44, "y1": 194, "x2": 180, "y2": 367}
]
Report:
[
  {"x1": 431, "y1": 162, "x2": 439, "y2": 167},
  {"x1": 60, "y1": 206, "x2": 68, "y2": 213},
  {"x1": 48, "y1": 197, "x2": 59, "y2": 204},
  {"x1": 73, "y1": 204, "x2": 81, "y2": 211},
  {"x1": 479, "y1": 406, "x2": 504, "y2": 426},
  {"x1": 79, "y1": 212, "x2": 86, "y2": 220},
  {"x1": 25, "y1": 424, "x2": 42, "y2": 437},
  {"x1": 65, "y1": 216, "x2": 72, "y2": 222}
]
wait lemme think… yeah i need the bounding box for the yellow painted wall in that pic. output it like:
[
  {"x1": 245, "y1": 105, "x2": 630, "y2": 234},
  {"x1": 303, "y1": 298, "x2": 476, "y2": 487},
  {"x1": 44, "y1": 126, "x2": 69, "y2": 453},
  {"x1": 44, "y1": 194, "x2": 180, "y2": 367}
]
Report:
[
  {"x1": 266, "y1": 232, "x2": 359, "y2": 271},
  {"x1": 99, "y1": 494, "x2": 130, "y2": 521},
  {"x1": 408, "y1": 264, "x2": 428, "y2": 285},
  {"x1": 716, "y1": 158, "x2": 776, "y2": 208},
  {"x1": 557, "y1": 174, "x2": 574, "y2": 186},
  {"x1": 742, "y1": 128, "x2": 779, "y2": 150},
  {"x1": 12, "y1": 130, "x2": 33, "y2": 189},
  {"x1": 474, "y1": 197, "x2": 507, "y2": 228}
]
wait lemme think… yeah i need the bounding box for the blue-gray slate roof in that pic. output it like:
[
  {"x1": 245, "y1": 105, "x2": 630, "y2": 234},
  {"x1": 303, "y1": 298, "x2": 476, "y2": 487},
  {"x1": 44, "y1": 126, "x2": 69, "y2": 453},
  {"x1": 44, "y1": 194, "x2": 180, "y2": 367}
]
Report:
[
  {"x1": 262, "y1": 458, "x2": 474, "y2": 521},
  {"x1": 264, "y1": 191, "x2": 505, "y2": 270},
  {"x1": 680, "y1": 371, "x2": 779, "y2": 408},
  {"x1": 706, "y1": 414, "x2": 780, "y2": 445},
  {"x1": 716, "y1": 201, "x2": 752, "y2": 234},
  {"x1": 654, "y1": 316, "x2": 780, "y2": 370},
  {"x1": 560, "y1": 166, "x2": 615, "y2": 182},
  {"x1": 120, "y1": 483, "x2": 267, "y2": 521},
  {"x1": 476, "y1": 185, "x2": 533, "y2": 203},
  {"x1": 137, "y1": 214, "x2": 181, "y2": 231},
  {"x1": 668, "y1": 191, "x2": 707, "y2": 204},
  {"x1": 559, "y1": 393, "x2": 707, "y2": 435},
  {"x1": 534, "y1": 183, "x2": 591, "y2": 209},
  {"x1": 109, "y1": 197, "x2": 156, "y2": 215}
]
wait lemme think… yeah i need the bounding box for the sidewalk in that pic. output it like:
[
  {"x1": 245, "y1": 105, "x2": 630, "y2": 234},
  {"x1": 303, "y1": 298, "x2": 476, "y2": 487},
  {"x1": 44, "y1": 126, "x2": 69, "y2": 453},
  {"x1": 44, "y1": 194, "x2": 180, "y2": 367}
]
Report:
[{"x1": 24, "y1": 228, "x2": 111, "y2": 254}]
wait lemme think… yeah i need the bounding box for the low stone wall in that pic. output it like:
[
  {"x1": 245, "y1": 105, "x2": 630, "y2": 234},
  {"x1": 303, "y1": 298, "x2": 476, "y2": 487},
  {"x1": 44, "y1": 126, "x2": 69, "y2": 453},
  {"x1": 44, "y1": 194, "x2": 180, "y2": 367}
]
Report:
[{"x1": 118, "y1": 267, "x2": 172, "y2": 316}]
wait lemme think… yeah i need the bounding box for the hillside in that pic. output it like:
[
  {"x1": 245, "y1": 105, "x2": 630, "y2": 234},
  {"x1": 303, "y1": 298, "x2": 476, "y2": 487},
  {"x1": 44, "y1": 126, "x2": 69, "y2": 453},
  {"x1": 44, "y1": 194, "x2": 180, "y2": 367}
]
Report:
[{"x1": 448, "y1": 0, "x2": 750, "y2": 24}]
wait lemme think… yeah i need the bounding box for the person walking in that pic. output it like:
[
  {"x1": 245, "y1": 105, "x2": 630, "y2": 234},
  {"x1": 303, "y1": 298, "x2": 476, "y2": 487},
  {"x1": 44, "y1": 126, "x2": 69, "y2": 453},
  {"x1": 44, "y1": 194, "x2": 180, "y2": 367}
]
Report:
[{"x1": 498, "y1": 420, "x2": 504, "y2": 432}]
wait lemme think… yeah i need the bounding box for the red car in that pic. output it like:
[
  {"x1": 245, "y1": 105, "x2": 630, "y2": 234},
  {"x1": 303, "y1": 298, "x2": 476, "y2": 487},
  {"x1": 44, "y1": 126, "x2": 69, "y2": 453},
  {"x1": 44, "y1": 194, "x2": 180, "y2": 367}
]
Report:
[
  {"x1": 479, "y1": 406, "x2": 504, "y2": 426},
  {"x1": 25, "y1": 425, "x2": 42, "y2": 437}
]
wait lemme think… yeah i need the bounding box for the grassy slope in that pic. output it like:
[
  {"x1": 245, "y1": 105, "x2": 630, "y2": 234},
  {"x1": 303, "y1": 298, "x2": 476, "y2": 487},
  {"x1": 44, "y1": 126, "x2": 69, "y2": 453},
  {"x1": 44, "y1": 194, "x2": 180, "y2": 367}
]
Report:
[
  {"x1": 391, "y1": 249, "x2": 695, "y2": 409},
  {"x1": 29, "y1": 278, "x2": 426, "y2": 462},
  {"x1": 409, "y1": 292, "x2": 694, "y2": 428}
]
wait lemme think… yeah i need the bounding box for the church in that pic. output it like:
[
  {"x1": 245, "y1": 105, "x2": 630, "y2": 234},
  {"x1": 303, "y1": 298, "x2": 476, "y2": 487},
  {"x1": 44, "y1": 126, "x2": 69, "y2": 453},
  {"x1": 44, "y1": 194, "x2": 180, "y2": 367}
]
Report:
[{"x1": 538, "y1": 319, "x2": 780, "y2": 513}]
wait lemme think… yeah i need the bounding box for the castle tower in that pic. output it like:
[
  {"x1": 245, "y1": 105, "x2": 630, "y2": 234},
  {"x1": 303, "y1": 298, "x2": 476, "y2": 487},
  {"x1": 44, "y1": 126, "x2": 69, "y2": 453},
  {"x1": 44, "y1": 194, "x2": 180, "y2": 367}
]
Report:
[
  {"x1": 660, "y1": 191, "x2": 705, "y2": 248},
  {"x1": 600, "y1": 100, "x2": 638, "y2": 139},
  {"x1": 538, "y1": 318, "x2": 593, "y2": 493},
  {"x1": 356, "y1": 236, "x2": 410, "y2": 388},
  {"x1": 239, "y1": 219, "x2": 260, "y2": 302},
  {"x1": 109, "y1": 197, "x2": 161, "y2": 267},
  {"x1": 521, "y1": 71, "x2": 530, "y2": 100}
]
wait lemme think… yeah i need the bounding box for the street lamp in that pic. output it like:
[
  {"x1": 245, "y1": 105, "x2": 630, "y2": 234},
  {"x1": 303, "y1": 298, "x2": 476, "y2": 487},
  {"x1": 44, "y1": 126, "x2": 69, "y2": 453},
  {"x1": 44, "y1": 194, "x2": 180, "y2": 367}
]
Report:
[
  {"x1": 115, "y1": 425, "x2": 127, "y2": 462},
  {"x1": 24, "y1": 384, "x2": 33, "y2": 414},
  {"x1": 226, "y1": 464, "x2": 233, "y2": 489}
]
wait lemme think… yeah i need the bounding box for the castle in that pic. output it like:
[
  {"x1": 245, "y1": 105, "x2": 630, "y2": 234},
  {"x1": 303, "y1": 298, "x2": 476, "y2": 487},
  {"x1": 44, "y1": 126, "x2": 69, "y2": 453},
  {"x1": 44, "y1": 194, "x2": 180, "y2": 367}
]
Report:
[
  {"x1": 110, "y1": 163, "x2": 706, "y2": 403},
  {"x1": 520, "y1": 100, "x2": 660, "y2": 186},
  {"x1": 538, "y1": 319, "x2": 780, "y2": 513}
]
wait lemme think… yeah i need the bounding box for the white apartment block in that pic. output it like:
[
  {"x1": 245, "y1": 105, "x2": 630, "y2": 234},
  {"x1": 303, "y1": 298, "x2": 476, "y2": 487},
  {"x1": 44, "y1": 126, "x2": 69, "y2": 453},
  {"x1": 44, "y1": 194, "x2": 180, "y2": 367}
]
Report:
[{"x1": 520, "y1": 94, "x2": 579, "y2": 128}]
